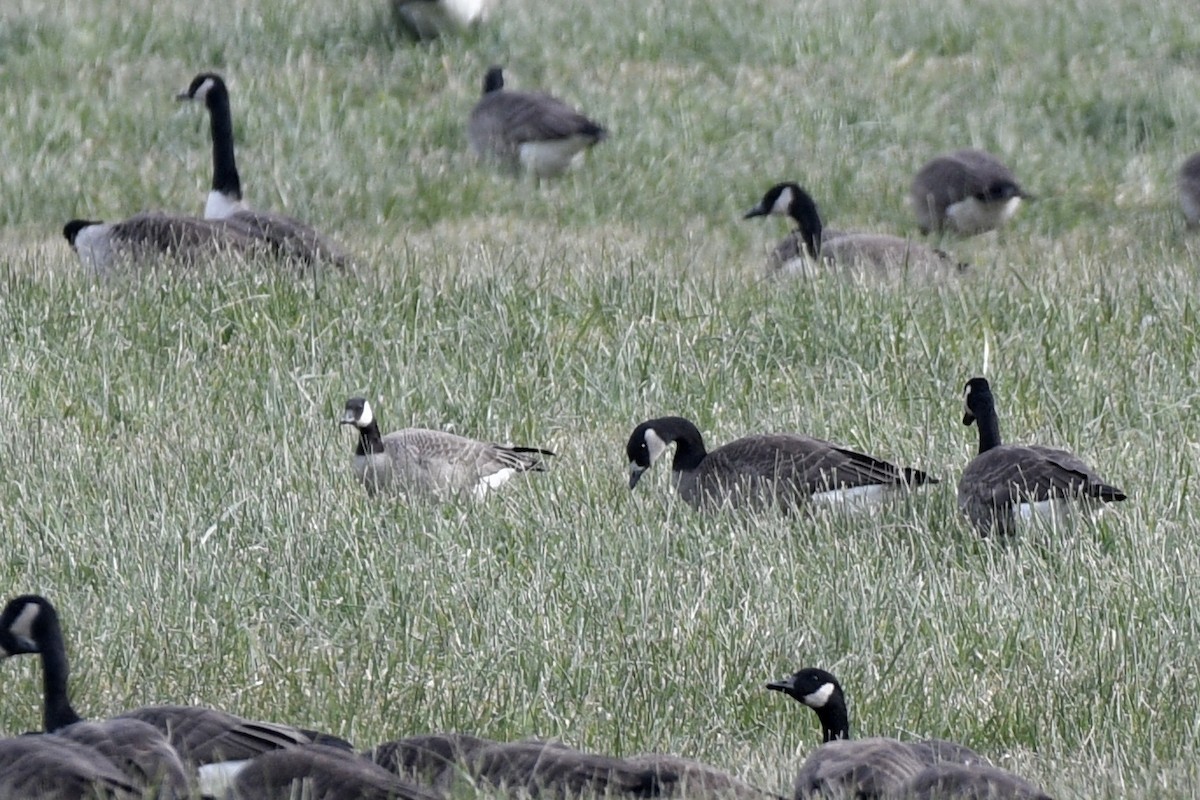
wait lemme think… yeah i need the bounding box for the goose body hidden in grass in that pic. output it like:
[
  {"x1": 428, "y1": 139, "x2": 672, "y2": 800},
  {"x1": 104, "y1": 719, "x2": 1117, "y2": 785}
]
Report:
[
  {"x1": 958, "y1": 377, "x2": 1126, "y2": 536},
  {"x1": 62, "y1": 213, "x2": 269, "y2": 275},
  {"x1": 625, "y1": 415, "x2": 936, "y2": 511},
  {"x1": 909, "y1": 149, "x2": 1032, "y2": 237},
  {"x1": 744, "y1": 182, "x2": 965, "y2": 278},
  {"x1": 340, "y1": 397, "x2": 554, "y2": 498}
]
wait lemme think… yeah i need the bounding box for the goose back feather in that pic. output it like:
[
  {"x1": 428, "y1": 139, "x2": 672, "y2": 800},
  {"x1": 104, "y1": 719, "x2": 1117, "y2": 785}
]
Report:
[
  {"x1": 464, "y1": 740, "x2": 673, "y2": 799},
  {"x1": 1178, "y1": 152, "x2": 1200, "y2": 228},
  {"x1": 368, "y1": 732, "x2": 498, "y2": 789},
  {"x1": 0, "y1": 735, "x2": 144, "y2": 800},
  {"x1": 63, "y1": 213, "x2": 264, "y2": 274},
  {"x1": 909, "y1": 150, "x2": 1030, "y2": 236},
  {"x1": 224, "y1": 743, "x2": 443, "y2": 800}
]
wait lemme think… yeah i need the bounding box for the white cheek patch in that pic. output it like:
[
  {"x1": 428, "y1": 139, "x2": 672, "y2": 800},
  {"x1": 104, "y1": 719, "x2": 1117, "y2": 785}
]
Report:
[
  {"x1": 357, "y1": 401, "x2": 374, "y2": 428},
  {"x1": 771, "y1": 186, "x2": 794, "y2": 216},
  {"x1": 644, "y1": 428, "x2": 669, "y2": 465},
  {"x1": 803, "y1": 681, "x2": 836, "y2": 708},
  {"x1": 194, "y1": 77, "x2": 216, "y2": 101},
  {"x1": 8, "y1": 602, "x2": 41, "y2": 644}
]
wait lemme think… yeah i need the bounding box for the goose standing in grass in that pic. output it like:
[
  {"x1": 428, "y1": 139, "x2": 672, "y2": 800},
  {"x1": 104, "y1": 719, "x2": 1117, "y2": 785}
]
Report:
[
  {"x1": 176, "y1": 72, "x2": 350, "y2": 268},
  {"x1": 391, "y1": 0, "x2": 493, "y2": 39},
  {"x1": 743, "y1": 182, "x2": 964, "y2": 277},
  {"x1": 958, "y1": 377, "x2": 1127, "y2": 536},
  {"x1": 625, "y1": 416, "x2": 936, "y2": 511},
  {"x1": 62, "y1": 213, "x2": 264, "y2": 274},
  {"x1": 467, "y1": 65, "x2": 607, "y2": 180},
  {"x1": 1178, "y1": 152, "x2": 1200, "y2": 228},
  {"x1": 909, "y1": 149, "x2": 1032, "y2": 236},
  {"x1": 340, "y1": 397, "x2": 554, "y2": 498}
]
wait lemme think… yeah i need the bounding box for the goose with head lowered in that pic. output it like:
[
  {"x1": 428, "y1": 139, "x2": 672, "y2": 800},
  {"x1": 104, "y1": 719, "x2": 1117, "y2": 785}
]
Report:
[
  {"x1": 958, "y1": 377, "x2": 1126, "y2": 536},
  {"x1": 744, "y1": 182, "x2": 964, "y2": 278},
  {"x1": 340, "y1": 396, "x2": 554, "y2": 498},
  {"x1": 63, "y1": 213, "x2": 265, "y2": 275},
  {"x1": 766, "y1": 668, "x2": 1050, "y2": 800},
  {"x1": 468, "y1": 65, "x2": 607, "y2": 180},
  {"x1": 176, "y1": 72, "x2": 351, "y2": 269},
  {"x1": 626, "y1": 416, "x2": 936, "y2": 512},
  {"x1": 910, "y1": 149, "x2": 1032, "y2": 237}
]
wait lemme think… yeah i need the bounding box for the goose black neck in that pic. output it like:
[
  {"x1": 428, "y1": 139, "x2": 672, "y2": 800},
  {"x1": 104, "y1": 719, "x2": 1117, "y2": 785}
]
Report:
[
  {"x1": 813, "y1": 695, "x2": 851, "y2": 743},
  {"x1": 355, "y1": 422, "x2": 386, "y2": 456},
  {"x1": 38, "y1": 620, "x2": 83, "y2": 732},
  {"x1": 655, "y1": 417, "x2": 708, "y2": 472},
  {"x1": 973, "y1": 397, "x2": 1003, "y2": 454},
  {"x1": 205, "y1": 82, "x2": 242, "y2": 199},
  {"x1": 788, "y1": 192, "x2": 823, "y2": 260}
]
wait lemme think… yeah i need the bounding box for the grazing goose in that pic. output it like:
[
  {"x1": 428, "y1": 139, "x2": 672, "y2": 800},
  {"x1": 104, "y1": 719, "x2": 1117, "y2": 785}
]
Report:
[
  {"x1": 909, "y1": 150, "x2": 1032, "y2": 236},
  {"x1": 369, "y1": 732, "x2": 498, "y2": 789},
  {"x1": 625, "y1": 416, "x2": 936, "y2": 511},
  {"x1": 0, "y1": 594, "x2": 350, "y2": 774},
  {"x1": 959, "y1": 377, "x2": 1127, "y2": 536},
  {"x1": 0, "y1": 734, "x2": 144, "y2": 799},
  {"x1": 467, "y1": 65, "x2": 607, "y2": 179},
  {"x1": 176, "y1": 72, "x2": 350, "y2": 268},
  {"x1": 766, "y1": 668, "x2": 992, "y2": 799},
  {"x1": 340, "y1": 397, "x2": 554, "y2": 498},
  {"x1": 391, "y1": 0, "x2": 493, "y2": 39},
  {"x1": 1178, "y1": 152, "x2": 1200, "y2": 228},
  {"x1": 462, "y1": 739, "x2": 675, "y2": 799},
  {"x1": 744, "y1": 183, "x2": 964, "y2": 277},
  {"x1": 63, "y1": 213, "x2": 263, "y2": 274}
]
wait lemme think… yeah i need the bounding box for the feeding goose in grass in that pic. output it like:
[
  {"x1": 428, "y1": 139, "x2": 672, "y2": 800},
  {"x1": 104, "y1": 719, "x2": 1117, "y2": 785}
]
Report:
[
  {"x1": 177, "y1": 72, "x2": 351, "y2": 269},
  {"x1": 62, "y1": 213, "x2": 265, "y2": 274},
  {"x1": 744, "y1": 182, "x2": 964, "y2": 277},
  {"x1": 1178, "y1": 152, "x2": 1200, "y2": 228},
  {"x1": 625, "y1": 416, "x2": 936, "y2": 512},
  {"x1": 909, "y1": 149, "x2": 1032, "y2": 236},
  {"x1": 467, "y1": 65, "x2": 607, "y2": 180},
  {"x1": 340, "y1": 397, "x2": 554, "y2": 498},
  {"x1": 958, "y1": 377, "x2": 1126, "y2": 536}
]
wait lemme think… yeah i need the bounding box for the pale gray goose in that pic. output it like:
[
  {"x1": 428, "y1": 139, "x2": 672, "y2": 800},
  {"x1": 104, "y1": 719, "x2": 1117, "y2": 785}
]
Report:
[
  {"x1": 909, "y1": 150, "x2": 1031, "y2": 236},
  {"x1": 62, "y1": 213, "x2": 264, "y2": 274},
  {"x1": 340, "y1": 397, "x2": 554, "y2": 498},
  {"x1": 368, "y1": 732, "x2": 498, "y2": 789},
  {"x1": 0, "y1": 734, "x2": 143, "y2": 799},
  {"x1": 467, "y1": 66, "x2": 607, "y2": 179},
  {"x1": 176, "y1": 72, "x2": 351, "y2": 269},
  {"x1": 0, "y1": 594, "x2": 350, "y2": 776},
  {"x1": 462, "y1": 739, "x2": 675, "y2": 799},
  {"x1": 959, "y1": 377, "x2": 1126, "y2": 536},
  {"x1": 216, "y1": 743, "x2": 443, "y2": 800},
  {"x1": 1178, "y1": 152, "x2": 1200, "y2": 228},
  {"x1": 744, "y1": 182, "x2": 964, "y2": 276},
  {"x1": 625, "y1": 416, "x2": 936, "y2": 511}
]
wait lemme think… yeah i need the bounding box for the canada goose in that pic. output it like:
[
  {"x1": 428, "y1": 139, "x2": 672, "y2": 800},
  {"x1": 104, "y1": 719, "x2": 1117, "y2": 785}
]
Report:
[
  {"x1": 627, "y1": 754, "x2": 785, "y2": 800},
  {"x1": 213, "y1": 743, "x2": 442, "y2": 800},
  {"x1": 909, "y1": 149, "x2": 1032, "y2": 236},
  {"x1": 369, "y1": 732, "x2": 498, "y2": 789},
  {"x1": 0, "y1": 734, "x2": 144, "y2": 799},
  {"x1": 1178, "y1": 152, "x2": 1200, "y2": 228},
  {"x1": 959, "y1": 377, "x2": 1127, "y2": 536},
  {"x1": 0, "y1": 594, "x2": 350, "y2": 772},
  {"x1": 62, "y1": 213, "x2": 263, "y2": 274},
  {"x1": 176, "y1": 72, "x2": 350, "y2": 268},
  {"x1": 903, "y1": 763, "x2": 1053, "y2": 800},
  {"x1": 467, "y1": 66, "x2": 607, "y2": 179},
  {"x1": 744, "y1": 183, "x2": 964, "y2": 277},
  {"x1": 625, "y1": 416, "x2": 936, "y2": 511},
  {"x1": 339, "y1": 397, "x2": 554, "y2": 498},
  {"x1": 462, "y1": 740, "x2": 675, "y2": 799},
  {"x1": 391, "y1": 0, "x2": 493, "y2": 39}
]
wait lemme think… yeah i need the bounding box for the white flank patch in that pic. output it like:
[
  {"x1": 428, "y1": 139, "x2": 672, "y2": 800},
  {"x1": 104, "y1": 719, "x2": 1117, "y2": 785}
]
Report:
[
  {"x1": 518, "y1": 136, "x2": 594, "y2": 178},
  {"x1": 643, "y1": 428, "x2": 669, "y2": 466},
  {"x1": 1017, "y1": 498, "x2": 1071, "y2": 523},
  {"x1": 9, "y1": 601, "x2": 41, "y2": 644},
  {"x1": 72, "y1": 223, "x2": 116, "y2": 274},
  {"x1": 198, "y1": 760, "x2": 249, "y2": 797},
  {"x1": 204, "y1": 191, "x2": 245, "y2": 220},
  {"x1": 810, "y1": 483, "x2": 888, "y2": 508},
  {"x1": 803, "y1": 682, "x2": 836, "y2": 708},
  {"x1": 474, "y1": 467, "x2": 517, "y2": 499},
  {"x1": 357, "y1": 400, "x2": 374, "y2": 428},
  {"x1": 945, "y1": 196, "x2": 1022, "y2": 235},
  {"x1": 770, "y1": 185, "x2": 795, "y2": 215}
]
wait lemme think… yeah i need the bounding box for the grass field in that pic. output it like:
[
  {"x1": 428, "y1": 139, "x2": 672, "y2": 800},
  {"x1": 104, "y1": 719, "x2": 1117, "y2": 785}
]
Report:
[{"x1": 2, "y1": 0, "x2": 1200, "y2": 797}]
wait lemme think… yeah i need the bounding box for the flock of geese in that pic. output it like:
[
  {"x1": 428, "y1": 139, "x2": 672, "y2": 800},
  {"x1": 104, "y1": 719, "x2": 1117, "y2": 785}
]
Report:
[{"x1": 0, "y1": 594, "x2": 1053, "y2": 799}]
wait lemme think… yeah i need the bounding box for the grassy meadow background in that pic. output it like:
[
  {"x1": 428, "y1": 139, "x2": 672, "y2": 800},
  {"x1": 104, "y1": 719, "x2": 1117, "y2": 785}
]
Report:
[{"x1": 2, "y1": 0, "x2": 1200, "y2": 796}]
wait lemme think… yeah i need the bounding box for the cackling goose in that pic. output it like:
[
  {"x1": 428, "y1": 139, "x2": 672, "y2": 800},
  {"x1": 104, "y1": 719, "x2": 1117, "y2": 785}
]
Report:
[
  {"x1": 626, "y1": 416, "x2": 936, "y2": 511},
  {"x1": 340, "y1": 397, "x2": 554, "y2": 498},
  {"x1": 744, "y1": 182, "x2": 964, "y2": 277},
  {"x1": 1178, "y1": 152, "x2": 1200, "y2": 228},
  {"x1": 959, "y1": 377, "x2": 1127, "y2": 536},
  {"x1": 63, "y1": 213, "x2": 264, "y2": 274},
  {"x1": 467, "y1": 66, "x2": 607, "y2": 179},
  {"x1": 909, "y1": 149, "x2": 1031, "y2": 236},
  {"x1": 177, "y1": 72, "x2": 351, "y2": 268}
]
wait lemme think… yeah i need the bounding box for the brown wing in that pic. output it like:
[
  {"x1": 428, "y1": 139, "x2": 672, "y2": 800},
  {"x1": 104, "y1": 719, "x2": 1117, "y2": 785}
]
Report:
[
  {"x1": 57, "y1": 719, "x2": 191, "y2": 796},
  {"x1": 369, "y1": 733, "x2": 497, "y2": 786},
  {"x1": 225, "y1": 209, "x2": 350, "y2": 268},
  {"x1": 0, "y1": 735, "x2": 142, "y2": 799},
  {"x1": 901, "y1": 763, "x2": 1053, "y2": 800},
  {"x1": 960, "y1": 444, "x2": 1125, "y2": 508},
  {"x1": 116, "y1": 705, "x2": 314, "y2": 765},
  {"x1": 231, "y1": 744, "x2": 442, "y2": 800},
  {"x1": 793, "y1": 738, "x2": 927, "y2": 798},
  {"x1": 469, "y1": 90, "x2": 604, "y2": 157},
  {"x1": 466, "y1": 740, "x2": 666, "y2": 798},
  {"x1": 627, "y1": 754, "x2": 783, "y2": 800}
]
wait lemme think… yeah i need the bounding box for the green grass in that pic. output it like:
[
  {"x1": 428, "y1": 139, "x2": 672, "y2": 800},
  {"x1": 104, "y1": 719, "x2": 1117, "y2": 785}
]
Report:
[{"x1": 2, "y1": 0, "x2": 1200, "y2": 797}]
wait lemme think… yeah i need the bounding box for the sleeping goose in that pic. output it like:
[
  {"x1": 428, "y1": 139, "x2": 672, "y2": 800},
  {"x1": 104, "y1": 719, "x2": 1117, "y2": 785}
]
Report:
[
  {"x1": 744, "y1": 182, "x2": 964, "y2": 277},
  {"x1": 467, "y1": 65, "x2": 607, "y2": 179},
  {"x1": 340, "y1": 397, "x2": 554, "y2": 498},
  {"x1": 1178, "y1": 152, "x2": 1200, "y2": 228},
  {"x1": 625, "y1": 416, "x2": 936, "y2": 511},
  {"x1": 0, "y1": 594, "x2": 351, "y2": 778},
  {"x1": 62, "y1": 213, "x2": 263, "y2": 274},
  {"x1": 176, "y1": 72, "x2": 351, "y2": 269},
  {"x1": 909, "y1": 150, "x2": 1032, "y2": 236},
  {"x1": 958, "y1": 377, "x2": 1126, "y2": 536}
]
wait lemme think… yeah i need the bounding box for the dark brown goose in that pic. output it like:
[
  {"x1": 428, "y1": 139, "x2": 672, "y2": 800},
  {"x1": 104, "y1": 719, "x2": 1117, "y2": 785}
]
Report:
[
  {"x1": 340, "y1": 397, "x2": 554, "y2": 498},
  {"x1": 626, "y1": 416, "x2": 936, "y2": 511},
  {"x1": 463, "y1": 739, "x2": 674, "y2": 799},
  {"x1": 909, "y1": 150, "x2": 1031, "y2": 236},
  {"x1": 959, "y1": 377, "x2": 1126, "y2": 535},
  {"x1": 744, "y1": 182, "x2": 964, "y2": 277},
  {"x1": 62, "y1": 213, "x2": 264, "y2": 274},
  {"x1": 0, "y1": 734, "x2": 144, "y2": 799},
  {"x1": 467, "y1": 66, "x2": 607, "y2": 179},
  {"x1": 627, "y1": 753, "x2": 784, "y2": 800},
  {"x1": 1178, "y1": 152, "x2": 1200, "y2": 228},
  {"x1": 176, "y1": 72, "x2": 350, "y2": 269},
  {"x1": 368, "y1": 732, "x2": 498, "y2": 789}
]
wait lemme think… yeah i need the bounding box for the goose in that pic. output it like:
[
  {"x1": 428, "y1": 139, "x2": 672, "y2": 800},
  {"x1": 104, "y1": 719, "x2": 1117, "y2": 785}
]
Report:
[
  {"x1": 461, "y1": 739, "x2": 676, "y2": 799},
  {"x1": 903, "y1": 763, "x2": 1053, "y2": 800},
  {"x1": 744, "y1": 183, "x2": 964, "y2": 277},
  {"x1": 765, "y1": 668, "x2": 1044, "y2": 800},
  {"x1": 0, "y1": 733, "x2": 144, "y2": 799},
  {"x1": 368, "y1": 732, "x2": 498, "y2": 789},
  {"x1": 0, "y1": 594, "x2": 351, "y2": 776},
  {"x1": 626, "y1": 753, "x2": 785, "y2": 800},
  {"x1": 959, "y1": 377, "x2": 1127, "y2": 536},
  {"x1": 62, "y1": 213, "x2": 264, "y2": 274},
  {"x1": 467, "y1": 65, "x2": 607, "y2": 179},
  {"x1": 391, "y1": 0, "x2": 493, "y2": 39},
  {"x1": 176, "y1": 72, "x2": 351, "y2": 268},
  {"x1": 1178, "y1": 152, "x2": 1200, "y2": 228},
  {"x1": 625, "y1": 416, "x2": 937, "y2": 511},
  {"x1": 340, "y1": 397, "x2": 554, "y2": 498},
  {"x1": 909, "y1": 149, "x2": 1032, "y2": 236}
]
